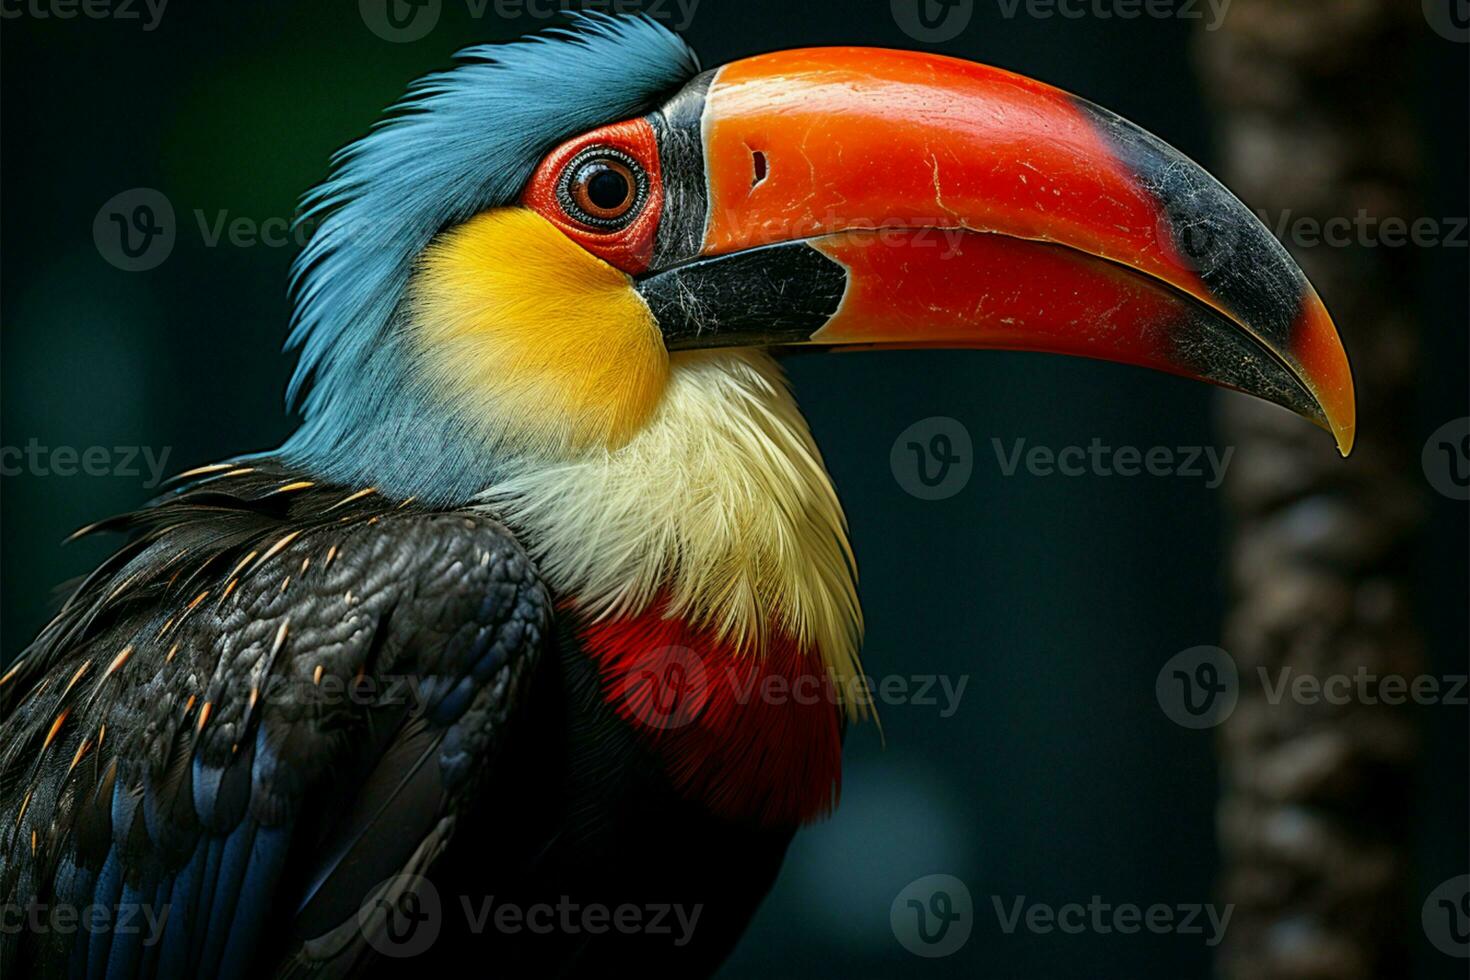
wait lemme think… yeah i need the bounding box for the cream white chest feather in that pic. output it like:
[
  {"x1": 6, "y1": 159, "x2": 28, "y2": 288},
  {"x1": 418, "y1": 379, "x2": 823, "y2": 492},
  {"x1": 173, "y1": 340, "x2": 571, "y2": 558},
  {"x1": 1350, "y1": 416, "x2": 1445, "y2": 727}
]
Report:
[{"x1": 478, "y1": 350, "x2": 864, "y2": 698}]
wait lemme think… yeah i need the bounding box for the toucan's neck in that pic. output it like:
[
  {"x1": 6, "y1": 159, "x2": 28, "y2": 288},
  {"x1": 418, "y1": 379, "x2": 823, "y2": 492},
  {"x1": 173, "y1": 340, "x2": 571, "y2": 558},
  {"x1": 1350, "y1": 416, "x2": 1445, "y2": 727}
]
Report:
[{"x1": 479, "y1": 349, "x2": 865, "y2": 703}]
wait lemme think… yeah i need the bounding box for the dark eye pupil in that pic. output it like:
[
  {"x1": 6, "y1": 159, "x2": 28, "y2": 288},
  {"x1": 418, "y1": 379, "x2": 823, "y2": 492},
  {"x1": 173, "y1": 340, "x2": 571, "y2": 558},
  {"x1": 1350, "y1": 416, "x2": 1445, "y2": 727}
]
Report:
[
  {"x1": 586, "y1": 168, "x2": 629, "y2": 210},
  {"x1": 559, "y1": 148, "x2": 643, "y2": 228}
]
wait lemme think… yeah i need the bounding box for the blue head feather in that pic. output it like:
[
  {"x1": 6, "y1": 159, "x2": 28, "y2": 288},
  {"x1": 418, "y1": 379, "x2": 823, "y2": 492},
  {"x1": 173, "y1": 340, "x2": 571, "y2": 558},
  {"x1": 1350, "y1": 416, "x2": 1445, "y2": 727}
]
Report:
[{"x1": 274, "y1": 14, "x2": 698, "y2": 504}]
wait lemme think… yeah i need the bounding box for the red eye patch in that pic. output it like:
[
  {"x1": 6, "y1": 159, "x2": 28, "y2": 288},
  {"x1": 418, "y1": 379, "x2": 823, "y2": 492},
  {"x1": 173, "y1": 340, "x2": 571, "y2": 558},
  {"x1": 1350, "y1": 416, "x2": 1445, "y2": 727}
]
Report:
[{"x1": 521, "y1": 118, "x2": 663, "y2": 275}]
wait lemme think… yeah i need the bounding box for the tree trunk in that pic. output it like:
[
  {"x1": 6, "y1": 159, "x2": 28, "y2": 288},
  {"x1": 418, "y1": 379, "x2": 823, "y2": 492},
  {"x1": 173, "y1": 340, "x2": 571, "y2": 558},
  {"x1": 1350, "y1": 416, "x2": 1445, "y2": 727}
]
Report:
[{"x1": 1196, "y1": 3, "x2": 1426, "y2": 978}]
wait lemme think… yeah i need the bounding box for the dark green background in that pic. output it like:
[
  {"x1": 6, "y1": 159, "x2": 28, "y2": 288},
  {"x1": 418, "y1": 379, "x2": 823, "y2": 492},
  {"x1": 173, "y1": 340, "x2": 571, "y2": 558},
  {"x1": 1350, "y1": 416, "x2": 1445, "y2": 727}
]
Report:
[{"x1": 2, "y1": 2, "x2": 1465, "y2": 977}]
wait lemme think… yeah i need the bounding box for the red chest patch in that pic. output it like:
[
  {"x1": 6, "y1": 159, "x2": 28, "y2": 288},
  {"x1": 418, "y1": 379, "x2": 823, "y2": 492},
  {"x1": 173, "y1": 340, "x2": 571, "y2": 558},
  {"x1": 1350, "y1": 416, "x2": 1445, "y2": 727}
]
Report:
[{"x1": 573, "y1": 603, "x2": 844, "y2": 828}]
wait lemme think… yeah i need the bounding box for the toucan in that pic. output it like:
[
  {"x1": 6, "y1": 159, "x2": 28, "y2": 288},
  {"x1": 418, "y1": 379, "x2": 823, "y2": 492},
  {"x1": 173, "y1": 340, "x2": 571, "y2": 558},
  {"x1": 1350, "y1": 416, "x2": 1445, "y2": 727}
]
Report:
[{"x1": 0, "y1": 14, "x2": 1353, "y2": 979}]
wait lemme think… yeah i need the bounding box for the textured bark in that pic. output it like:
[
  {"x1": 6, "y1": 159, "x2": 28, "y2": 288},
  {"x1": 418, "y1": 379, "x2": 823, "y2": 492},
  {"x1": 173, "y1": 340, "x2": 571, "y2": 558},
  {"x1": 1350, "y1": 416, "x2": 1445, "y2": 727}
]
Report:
[{"x1": 1196, "y1": 3, "x2": 1426, "y2": 979}]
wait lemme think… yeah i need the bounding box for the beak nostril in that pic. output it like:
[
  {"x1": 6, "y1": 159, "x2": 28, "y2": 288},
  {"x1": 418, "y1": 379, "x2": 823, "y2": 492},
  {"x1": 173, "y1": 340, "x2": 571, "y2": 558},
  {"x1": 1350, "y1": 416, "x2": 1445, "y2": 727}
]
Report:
[{"x1": 750, "y1": 150, "x2": 768, "y2": 188}]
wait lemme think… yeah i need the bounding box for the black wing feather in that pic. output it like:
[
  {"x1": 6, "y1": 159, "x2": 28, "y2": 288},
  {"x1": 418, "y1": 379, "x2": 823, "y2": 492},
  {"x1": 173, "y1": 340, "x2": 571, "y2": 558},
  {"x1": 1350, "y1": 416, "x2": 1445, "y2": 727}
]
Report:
[{"x1": 0, "y1": 464, "x2": 550, "y2": 979}]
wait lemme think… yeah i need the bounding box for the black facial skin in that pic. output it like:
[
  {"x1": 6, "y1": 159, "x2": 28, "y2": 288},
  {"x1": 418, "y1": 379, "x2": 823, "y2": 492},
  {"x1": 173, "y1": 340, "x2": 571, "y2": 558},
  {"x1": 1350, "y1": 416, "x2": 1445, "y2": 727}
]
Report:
[
  {"x1": 646, "y1": 69, "x2": 714, "y2": 270},
  {"x1": 638, "y1": 70, "x2": 846, "y2": 351},
  {"x1": 638, "y1": 241, "x2": 848, "y2": 351}
]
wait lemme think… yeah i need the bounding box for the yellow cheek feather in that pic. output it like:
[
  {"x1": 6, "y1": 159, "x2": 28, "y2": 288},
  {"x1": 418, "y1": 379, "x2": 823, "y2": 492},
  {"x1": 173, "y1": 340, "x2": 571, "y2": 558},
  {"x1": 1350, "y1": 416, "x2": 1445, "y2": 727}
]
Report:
[{"x1": 408, "y1": 208, "x2": 669, "y2": 454}]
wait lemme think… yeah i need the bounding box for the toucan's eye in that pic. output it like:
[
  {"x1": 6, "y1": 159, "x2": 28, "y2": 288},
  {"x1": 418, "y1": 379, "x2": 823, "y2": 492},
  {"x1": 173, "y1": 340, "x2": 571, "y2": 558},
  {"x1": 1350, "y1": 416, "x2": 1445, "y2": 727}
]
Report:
[
  {"x1": 558, "y1": 147, "x2": 647, "y2": 230},
  {"x1": 521, "y1": 120, "x2": 662, "y2": 272}
]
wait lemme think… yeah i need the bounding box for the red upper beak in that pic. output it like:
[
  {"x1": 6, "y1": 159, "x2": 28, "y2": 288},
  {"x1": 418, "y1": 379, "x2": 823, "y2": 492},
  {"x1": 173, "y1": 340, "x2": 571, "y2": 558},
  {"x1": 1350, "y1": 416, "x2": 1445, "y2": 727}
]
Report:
[{"x1": 629, "y1": 47, "x2": 1355, "y2": 454}]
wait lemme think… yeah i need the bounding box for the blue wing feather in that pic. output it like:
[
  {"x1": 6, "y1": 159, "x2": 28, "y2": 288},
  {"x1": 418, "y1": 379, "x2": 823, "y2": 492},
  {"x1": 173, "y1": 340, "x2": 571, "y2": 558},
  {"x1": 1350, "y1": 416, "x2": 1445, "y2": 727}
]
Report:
[{"x1": 86, "y1": 851, "x2": 123, "y2": 980}]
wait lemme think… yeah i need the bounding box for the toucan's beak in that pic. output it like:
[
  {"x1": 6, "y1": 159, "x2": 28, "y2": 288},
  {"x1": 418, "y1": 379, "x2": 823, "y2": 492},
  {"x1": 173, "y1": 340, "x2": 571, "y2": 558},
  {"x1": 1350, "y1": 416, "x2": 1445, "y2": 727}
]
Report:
[{"x1": 636, "y1": 48, "x2": 1356, "y2": 455}]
